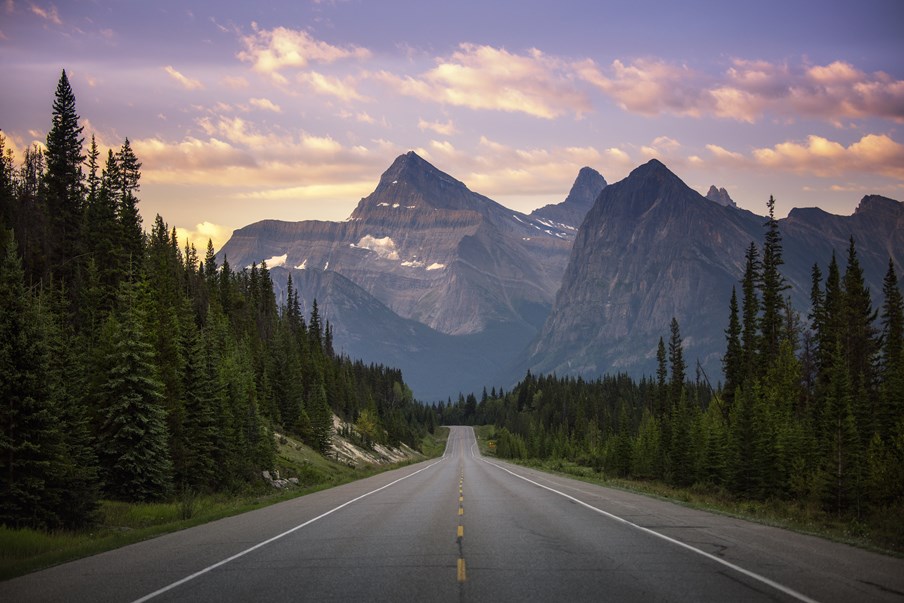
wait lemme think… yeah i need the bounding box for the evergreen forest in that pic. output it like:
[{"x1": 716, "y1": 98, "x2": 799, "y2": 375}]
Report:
[
  {"x1": 0, "y1": 71, "x2": 434, "y2": 531},
  {"x1": 448, "y1": 197, "x2": 904, "y2": 521}
]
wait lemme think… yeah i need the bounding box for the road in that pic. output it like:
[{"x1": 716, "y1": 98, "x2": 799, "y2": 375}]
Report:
[{"x1": 3, "y1": 426, "x2": 903, "y2": 602}]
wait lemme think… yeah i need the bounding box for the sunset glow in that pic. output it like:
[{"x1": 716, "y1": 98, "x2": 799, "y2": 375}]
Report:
[{"x1": 2, "y1": 0, "x2": 902, "y2": 251}]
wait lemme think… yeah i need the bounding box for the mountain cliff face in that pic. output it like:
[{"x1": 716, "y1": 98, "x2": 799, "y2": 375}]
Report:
[
  {"x1": 217, "y1": 152, "x2": 581, "y2": 398},
  {"x1": 220, "y1": 152, "x2": 572, "y2": 336},
  {"x1": 526, "y1": 160, "x2": 903, "y2": 381},
  {"x1": 531, "y1": 167, "x2": 607, "y2": 229},
  {"x1": 219, "y1": 153, "x2": 902, "y2": 399}
]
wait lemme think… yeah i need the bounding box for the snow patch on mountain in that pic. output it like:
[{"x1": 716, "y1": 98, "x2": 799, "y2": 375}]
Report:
[
  {"x1": 352, "y1": 235, "x2": 400, "y2": 260},
  {"x1": 265, "y1": 253, "x2": 288, "y2": 268}
]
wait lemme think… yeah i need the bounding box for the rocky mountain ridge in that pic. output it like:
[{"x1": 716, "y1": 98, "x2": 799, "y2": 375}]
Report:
[
  {"x1": 526, "y1": 159, "x2": 903, "y2": 381},
  {"x1": 218, "y1": 154, "x2": 902, "y2": 399}
]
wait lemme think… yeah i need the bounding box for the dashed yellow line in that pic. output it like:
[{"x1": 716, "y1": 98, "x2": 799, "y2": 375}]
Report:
[{"x1": 457, "y1": 469, "x2": 466, "y2": 582}]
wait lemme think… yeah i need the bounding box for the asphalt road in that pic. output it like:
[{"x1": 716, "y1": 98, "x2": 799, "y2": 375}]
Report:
[{"x1": 3, "y1": 426, "x2": 904, "y2": 602}]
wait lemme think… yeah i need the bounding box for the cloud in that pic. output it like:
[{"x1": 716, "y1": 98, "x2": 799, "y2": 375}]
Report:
[
  {"x1": 237, "y1": 24, "x2": 371, "y2": 77},
  {"x1": 705, "y1": 144, "x2": 745, "y2": 162},
  {"x1": 580, "y1": 56, "x2": 904, "y2": 124},
  {"x1": 29, "y1": 2, "x2": 61, "y2": 25},
  {"x1": 163, "y1": 65, "x2": 204, "y2": 90},
  {"x1": 718, "y1": 59, "x2": 904, "y2": 123},
  {"x1": 418, "y1": 118, "x2": 456, "y2": 135},
  {"x1": 578, "y1": 58, "x2": 709, "y2": 117},
  {"x1": 249, "y1": 97, "x2": 282, "y2": 112},
  {"x1": 222, "y1": 75, "x2": 249, "y2": 89},
  {"x1": 433, "y1": 136, "x2": 626, "y2": 200},
  {"x1": 375, "y1": 43, "x2": 592, "y2": 119},
  {"x1": 751, "y1": 133, "x2": 904, "y2": 178},
  {"x1": 175, "y1": 221, "x2": 231, "y2": 253},
  {"x1": 298, "y1": 71, "x2": 368, "y2": 102}
]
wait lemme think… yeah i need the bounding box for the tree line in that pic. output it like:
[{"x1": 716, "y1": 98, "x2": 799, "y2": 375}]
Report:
[
  {"x1": 0, "y1": 70, "x2": 433, "y2": 531},
  {"x1": 471, "y1": 196, "x2": 903, "y2": 518}
]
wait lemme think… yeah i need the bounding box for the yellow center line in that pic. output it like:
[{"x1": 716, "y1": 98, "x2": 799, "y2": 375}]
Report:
[
  {"x1": 457, "y1": 525, "x2": 464, "y2": 538},
  {"x1": 457, "y1": 558, "x2": 467, "y2": 582}
]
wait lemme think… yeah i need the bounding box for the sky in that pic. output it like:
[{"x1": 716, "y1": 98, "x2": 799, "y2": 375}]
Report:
[{"x1": 2, "y1": 0, "x2": 903, "y2": 251}]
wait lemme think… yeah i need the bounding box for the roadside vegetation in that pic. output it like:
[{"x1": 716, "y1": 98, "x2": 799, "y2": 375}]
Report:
[
  {"x1": 0, "y1": 428, "x2": 449, "y2": 581},
  {"x1": 461, "y1": 199, "x2": 903, "y2": 557},
  {"x1": 475, "y1": 425, "x2": 903, "y2": 555}
]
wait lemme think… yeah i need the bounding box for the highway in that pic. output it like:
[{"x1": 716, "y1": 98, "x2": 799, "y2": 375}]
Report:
[{"x1": 3, "y1": 426, "x2": 903, "y2": 602}]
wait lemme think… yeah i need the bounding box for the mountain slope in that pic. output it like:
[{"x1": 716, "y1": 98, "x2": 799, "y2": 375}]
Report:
[
  {"x1": 217, "y1": 152, "x2": 591, "y2": 398},
  {"x1": 526, "y1": 160, "x2": 903, "y2": 381}
]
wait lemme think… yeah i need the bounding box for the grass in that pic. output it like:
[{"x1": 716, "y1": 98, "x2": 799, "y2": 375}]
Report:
[
  {"x1": 475, "y1": 424, "x2": 904, "y2": 557},
  {"x1": 0, "y1": 428, "x2": 450, "y2": 582}
]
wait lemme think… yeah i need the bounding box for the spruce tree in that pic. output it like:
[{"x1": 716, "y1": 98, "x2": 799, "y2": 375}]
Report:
[
  {"x1": 39, "y1": 283, "x2": 100, "y2": 528},
  {"x1": 740, "y1": 241, "x2": 761, "y2": 383},
  {"x1": 116, "y1": 139, "x2": 144, "y2": 275},
  {"x1": 878, "y1": 259, "x2": 903, "y2": 439},
  {"x1": 42, "y1": 70, "x2": 85, "y2": 286},
  {"x1": 841, "y1": 238, "x2": 878, "y2": 441},
  {"x1": 95, "y1": 279, "x2": 172, "y2": 502},
  {"x1": 723, "y1": 286, "x2": 743, "y2": 409},
  {"x1": 759, "y1": 196, "x2": 788, "y2": 367},
  {"x1": 0, "y1": 230, "x2": 64, "y2": 528},
  {"x1": 655, "y1": 337, "x2": 667, "y2": 418},
  {"x1": 308, "y1": 376, "x2": 333, "y2": 454},
  {"x1": 179, "y1": 321, "x2": 218, "y2": 491},
  {"x1": 668, "y1": 317, "x2": 686, "y2": 406}
]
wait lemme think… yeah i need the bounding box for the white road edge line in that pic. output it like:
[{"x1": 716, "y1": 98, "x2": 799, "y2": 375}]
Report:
[
  {"x1": 480, "y1": 457, "x2": 820, "y2": 603},
  {"x1": 132, "y1": 455, "x2": 449, "y2": 603}
]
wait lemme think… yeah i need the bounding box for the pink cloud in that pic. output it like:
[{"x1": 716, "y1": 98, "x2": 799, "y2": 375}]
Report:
[
  {"x1": 237, "y1": 24, "x2": 371, "y2": 77},
  {"x1": 376, "y1": 44, "x2": 592, "y2": 119}
]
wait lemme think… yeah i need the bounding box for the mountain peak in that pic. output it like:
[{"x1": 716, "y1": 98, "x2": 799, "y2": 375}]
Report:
[
  {"x1": 380, "y1": 151, "x2": 454, "y2": 185},
  {"x1": 705, "y1": 185, "x2": 738, "y2": 208},
  {"x1": 530, "y1": 166, "x2": 606, "y2": 228},
  {"x1": 618, "y1": 158, "x2": 694, "y2": 197},
  {"x1": 564, "y1": 167, "x2": 607, "y2": 207},
  {"x1": 854, "y1": 194, "x2": 902, "y2": 216}
]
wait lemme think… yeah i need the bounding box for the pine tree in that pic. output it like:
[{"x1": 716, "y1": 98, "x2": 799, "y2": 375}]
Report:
[
  {"x1": 308, "y1": 377, "x2": 333, "y2": 454},
  {"x1": 0, "y1": 134, "x2": 15, "y2": 231},
  {"x1": 116, "y1": 139, "x2": 144, "y2": 275},
  {"x1": 841, "y1": 238, "x2": 878, "y2": 441},
  {"x1": 668, "y1": 317, "x2": 686, "y2": 407},
  {"x1": 655, "y1": 337, "x2": 667, "y2": 418},
  {"x1": 42, "y1": 70, "x2": 85, "y2": 286},
  {"x1": 759, "y1": 196, "x2": 788, "y2": 367},
  {"x1": 820, "y1": 346, "x2": 861, "y2": 516},
  {"x1": 0, "y1": 230, "x2": 65, "y2": 528},
  {"x1": 878, "y1": 259, "x2": 903, "y2": 440},
  {"x1": 95, "y1": 279, "x2": 172, "y2": 502},
  {"x1": 178, "y1": 321, "x2": 218, "y2": 491},
  {"x1": 723, "y1": 286, "x2": 743, "y2": 409},
  {"x1": 38, "y1": 283, "x2": 100, "y2": 527},
  {"x1": 740, "y1": 241, "x2": 761, "y2": 383}
]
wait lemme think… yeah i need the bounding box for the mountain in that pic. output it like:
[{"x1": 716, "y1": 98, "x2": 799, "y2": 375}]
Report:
[
  {"x1": 217, "y1": 152, "x2": 584, "y2": 399},
  {"x1": 219, "y1": 153, "x2": 901, "y2": 398},
  {"x1": 526, "y1": 160, "x2": 903, "y2": 382},
  {"x1": 531, "y1": 167, "x2": 607, "y2": 229},
  {"x1": 705, "y1": 185, "x2": 738, "y2": 208}
]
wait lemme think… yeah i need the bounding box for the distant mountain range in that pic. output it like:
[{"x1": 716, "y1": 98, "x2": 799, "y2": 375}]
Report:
[{"x1": 218, "y1": 153, "x2": 903, "y2": 400}]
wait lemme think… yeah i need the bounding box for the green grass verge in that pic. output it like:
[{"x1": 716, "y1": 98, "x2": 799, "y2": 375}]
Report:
[
  {"x1": 0, "y1": 429, "x2": 449, "y2": 582},
  {"x1": 476, "y1": 424, "x2": 904, "y2": 557}
]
